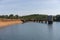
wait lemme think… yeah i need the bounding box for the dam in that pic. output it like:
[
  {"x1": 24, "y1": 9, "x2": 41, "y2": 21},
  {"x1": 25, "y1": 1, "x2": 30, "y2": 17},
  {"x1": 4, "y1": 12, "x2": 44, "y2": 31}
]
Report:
[{"x1": 21, "y1": 15, "x2": 53, "y2": 24}]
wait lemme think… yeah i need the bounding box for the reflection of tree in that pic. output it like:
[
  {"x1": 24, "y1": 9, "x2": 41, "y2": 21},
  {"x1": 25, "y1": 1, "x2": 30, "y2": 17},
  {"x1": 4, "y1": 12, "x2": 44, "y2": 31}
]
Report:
[{"x1": 48, "y1": 24, "x2": 53, "y2": 40}]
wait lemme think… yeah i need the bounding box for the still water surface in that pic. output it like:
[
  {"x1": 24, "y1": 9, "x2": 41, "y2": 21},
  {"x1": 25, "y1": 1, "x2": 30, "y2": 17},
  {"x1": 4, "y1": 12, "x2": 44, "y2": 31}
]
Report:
[{"x1": 0, "y1": 22, "x2": 60, "y2": 40}]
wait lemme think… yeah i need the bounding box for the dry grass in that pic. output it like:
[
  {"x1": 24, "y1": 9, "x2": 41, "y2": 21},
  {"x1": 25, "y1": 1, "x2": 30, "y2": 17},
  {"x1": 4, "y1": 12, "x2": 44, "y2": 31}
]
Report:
[{"x1": 0, "y1": 19, "x2": 23, "y2": 28}]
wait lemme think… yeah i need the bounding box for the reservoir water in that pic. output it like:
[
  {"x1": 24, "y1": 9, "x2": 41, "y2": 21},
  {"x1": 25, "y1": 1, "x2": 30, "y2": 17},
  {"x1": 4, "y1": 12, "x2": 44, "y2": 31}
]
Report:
[{"x1": 0, "y1": 22, "x2": 60, "y2": 40}]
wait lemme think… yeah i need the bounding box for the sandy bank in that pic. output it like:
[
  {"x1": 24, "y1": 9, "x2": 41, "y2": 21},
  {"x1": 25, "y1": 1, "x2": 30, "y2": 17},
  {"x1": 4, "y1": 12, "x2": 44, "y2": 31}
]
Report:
[{"x1": 0, "y1": 19, "x2": 23, "y2": 28}]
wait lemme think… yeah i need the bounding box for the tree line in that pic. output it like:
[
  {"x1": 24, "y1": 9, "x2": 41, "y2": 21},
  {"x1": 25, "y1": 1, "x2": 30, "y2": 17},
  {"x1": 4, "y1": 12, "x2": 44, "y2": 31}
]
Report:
[
  {"x1": 0, "y1": 14, "x2": 20, "y2": 19},
  {"x1": 0, "y1": 14, "x2": 60, "y2": 21}
]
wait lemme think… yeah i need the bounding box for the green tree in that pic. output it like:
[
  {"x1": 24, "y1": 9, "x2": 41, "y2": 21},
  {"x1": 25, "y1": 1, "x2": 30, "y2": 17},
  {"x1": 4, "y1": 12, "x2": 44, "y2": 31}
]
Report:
[
  {"x1": 4, "y1": 15, "x2": 8, "y2": 19},
  {"x1": 9, "y1": 14, "x2": 14, "y2": 19},
  {"x1": 56, "y1": 15, "x2": 60, "y2": 21},
  {"x1": 14, "y1": 15, "x2": 19, "y2": 19}
]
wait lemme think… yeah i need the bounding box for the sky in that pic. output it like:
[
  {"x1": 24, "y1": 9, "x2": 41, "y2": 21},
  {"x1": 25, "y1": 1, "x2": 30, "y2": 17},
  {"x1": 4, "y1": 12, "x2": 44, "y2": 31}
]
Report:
[{"x1": 0, "y1": 0, "x2": 60, "y2": 16}]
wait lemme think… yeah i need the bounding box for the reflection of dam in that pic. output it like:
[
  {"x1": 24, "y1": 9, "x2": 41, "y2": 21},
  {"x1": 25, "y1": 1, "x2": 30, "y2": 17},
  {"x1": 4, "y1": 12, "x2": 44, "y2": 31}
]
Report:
[
  {"x1": 48, "y1": 24, "x2": 53, "y2": 40},
  {"x1": 21, "y1": 15, "x2": 53, "y2": 24}
]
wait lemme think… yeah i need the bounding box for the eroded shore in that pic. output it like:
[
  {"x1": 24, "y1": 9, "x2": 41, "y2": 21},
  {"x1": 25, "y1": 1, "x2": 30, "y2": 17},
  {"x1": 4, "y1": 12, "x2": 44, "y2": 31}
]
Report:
[{"x1": 0, "y1": 19, "x2": 23, "y2": 28}]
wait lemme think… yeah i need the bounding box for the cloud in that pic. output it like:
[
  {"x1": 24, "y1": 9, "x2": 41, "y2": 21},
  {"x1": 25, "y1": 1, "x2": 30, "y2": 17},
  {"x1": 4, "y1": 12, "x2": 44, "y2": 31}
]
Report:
[{"x1": 0, "y1": 0, "x2": 60, "y2": 15}]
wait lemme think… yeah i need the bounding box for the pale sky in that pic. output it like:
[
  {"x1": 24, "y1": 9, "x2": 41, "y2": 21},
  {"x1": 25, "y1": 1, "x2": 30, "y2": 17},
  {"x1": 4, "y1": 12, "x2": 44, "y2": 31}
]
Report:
[{"x1": 0, "y1": 0, "x2": 60, "y2": 16}]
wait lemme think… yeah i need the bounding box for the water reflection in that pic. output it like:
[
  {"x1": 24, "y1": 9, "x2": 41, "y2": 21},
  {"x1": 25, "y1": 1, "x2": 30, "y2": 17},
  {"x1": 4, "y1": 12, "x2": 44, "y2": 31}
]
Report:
[
  {"x1": 48, "y1": 24, "x2": 53, "y2": 40},
  {"x1": 0, "y1": 22, "x2": 60, "y2": 40}
]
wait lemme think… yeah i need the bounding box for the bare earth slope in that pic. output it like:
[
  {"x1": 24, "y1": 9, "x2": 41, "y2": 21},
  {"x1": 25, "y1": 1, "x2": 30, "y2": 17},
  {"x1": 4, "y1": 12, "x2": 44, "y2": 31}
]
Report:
[{"x1": 0, "y1": 19, "x2": 23, "y2": 28}]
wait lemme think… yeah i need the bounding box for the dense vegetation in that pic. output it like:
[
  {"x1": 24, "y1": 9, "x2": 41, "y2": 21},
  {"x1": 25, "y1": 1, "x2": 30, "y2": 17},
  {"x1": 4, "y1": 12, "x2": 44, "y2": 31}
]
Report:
[
  {"x1": 0, "y1": 14, "x2": 20, "y2": 19},
  {"x1": 0, "y1": 14, "x2": 60, "y2": 21},
  {"x1": 20, "y1": 14, "x2": 48, "y2": 20},
  {"x1": 55, "y1": 15, "x2": 60, "y2": 21}
]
